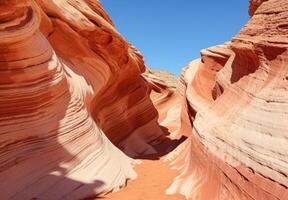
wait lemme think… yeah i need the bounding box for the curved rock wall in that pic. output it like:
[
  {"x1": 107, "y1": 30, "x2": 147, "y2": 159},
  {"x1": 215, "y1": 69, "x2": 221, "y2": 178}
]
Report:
[
  {"x1": 36, "y1": 0, "x2": 164, "y2": 157},
  {"x1": 168, "y1": 0, "x2": 288, "y2": 199},
  {"x1": 0, "y1": 0, "x2": 165, "y2": 199},
  {"x1": 2, "y1": 0, "x2": 288, "y2": 199}
]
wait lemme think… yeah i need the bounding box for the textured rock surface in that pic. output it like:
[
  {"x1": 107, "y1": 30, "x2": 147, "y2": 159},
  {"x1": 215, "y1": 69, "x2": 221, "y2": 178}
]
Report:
[
  {"x1": 143, "y1": 68, "x2": 191, "y2": 140},
  {"x1": 0, "y1": 0, "x2": 166, "y2": 199},
  {"x1": 167, "y1": 0, "x2": 288, "y2": 199},
  {"x1": 2, "y1": 0, "x2": 288, "y2": 199},
  {"x1": 37, "y1": 0, "x2": 165, "y2": 158}
]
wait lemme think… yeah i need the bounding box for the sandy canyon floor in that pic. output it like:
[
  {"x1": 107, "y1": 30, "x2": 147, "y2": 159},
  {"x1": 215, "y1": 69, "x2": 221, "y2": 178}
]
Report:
[{"x1": 103, "y1": 159, "x2": 185, "y2": 200}]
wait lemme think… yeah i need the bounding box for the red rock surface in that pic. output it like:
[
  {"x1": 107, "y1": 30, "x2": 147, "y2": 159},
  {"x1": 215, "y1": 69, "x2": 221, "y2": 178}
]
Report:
[
  {"x1": 1, "y1": 0, "x2": 288, "y2": 200},
  {"x1": 0, "y1": 0, "x2": 166, "y2": 199},
  {"x1": 167, "y1": 0, "x2": 288, "y2": 199}
]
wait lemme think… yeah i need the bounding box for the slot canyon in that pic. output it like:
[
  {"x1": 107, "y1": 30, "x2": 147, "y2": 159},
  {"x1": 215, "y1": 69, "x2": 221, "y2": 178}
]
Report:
[{"x1": 0, "y1": 0, "x2": 287, "y2": 199}]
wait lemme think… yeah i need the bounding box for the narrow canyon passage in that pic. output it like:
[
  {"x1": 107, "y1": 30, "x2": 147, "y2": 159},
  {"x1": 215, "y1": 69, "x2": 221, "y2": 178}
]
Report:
[
  {"x1": 1, "y1": 1, "x2": 288, "y2": 200},
  {"x1": 103, "y1": 159, "x2": 185, "y2": 200},
  {"x1": 102, "y1": 132, "x2": 188, "y2": 200}
]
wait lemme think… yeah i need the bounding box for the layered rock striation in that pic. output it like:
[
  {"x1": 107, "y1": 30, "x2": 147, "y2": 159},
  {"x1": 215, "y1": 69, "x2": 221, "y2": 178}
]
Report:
[
  {"x1": 2, "y1": 0, "x2": 288, "y2": 199},
  {"x1": 0, "y1": 0, "x2": 166, "y2": 199},
  {"x1": 167, "y1": 0, "x2": 288, "y2": 199}
]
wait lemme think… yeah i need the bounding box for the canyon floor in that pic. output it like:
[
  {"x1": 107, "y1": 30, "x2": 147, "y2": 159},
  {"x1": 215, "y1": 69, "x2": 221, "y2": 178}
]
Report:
[
  {"x1": 103, "y1": 158, "x2": 185, "y2": 200},
  {"x1": 101, "y1": 137, "x2": 187, "y2": 200}
]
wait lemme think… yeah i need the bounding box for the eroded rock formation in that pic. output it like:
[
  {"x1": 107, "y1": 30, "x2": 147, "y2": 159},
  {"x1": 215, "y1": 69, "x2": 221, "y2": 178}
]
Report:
[
  {"x1": 0, "y1": 0, "x2": 166, "y2": 199},
  {"x1": 167, "y1": 0, "x2": 288, "y2": 199},
  {"x1": 1, "y1": 0, "x2": 288, "y2": 199}
]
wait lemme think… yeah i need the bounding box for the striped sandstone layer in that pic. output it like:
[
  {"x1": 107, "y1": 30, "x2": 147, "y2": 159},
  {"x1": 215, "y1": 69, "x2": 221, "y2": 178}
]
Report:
[
  {"x1": 0, "y1": 0, "x2": 166, "y2": 199},
  {"x1": 167, "y1": 0, "x2": 288, "y2": 199}
]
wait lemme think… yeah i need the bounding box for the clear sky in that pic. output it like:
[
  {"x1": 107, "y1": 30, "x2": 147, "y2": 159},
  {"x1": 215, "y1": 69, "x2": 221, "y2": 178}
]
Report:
[{"x1": 101, "y1": 1, "x2": 250, "y2": 76}]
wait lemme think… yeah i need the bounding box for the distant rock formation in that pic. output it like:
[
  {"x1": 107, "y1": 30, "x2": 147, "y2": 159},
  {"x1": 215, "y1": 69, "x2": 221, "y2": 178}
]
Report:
[{"x1": 167, "y1": 0, "x2": 288, "y2": 199}]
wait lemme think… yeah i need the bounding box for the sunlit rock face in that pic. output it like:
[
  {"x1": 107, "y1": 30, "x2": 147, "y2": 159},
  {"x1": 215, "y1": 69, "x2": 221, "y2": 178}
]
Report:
[
  {"x1": 37, "y1": 0, "x2": 165, "y2": 157},
  {"x1": 143, "y1": 68, "x2": 192, "y2": 141},
  {"x1": 167, "y1": 0, "x2": 288, "y2": 199},
  {"x1": 2, "y1": 0, "x2": 288, "y2": 199},
  {"x1": 0, "y1": 0, "x2": 165, "y2": 199},
  {"x1": 249, "y1": 0, "x2": 269, "y2": 16}
]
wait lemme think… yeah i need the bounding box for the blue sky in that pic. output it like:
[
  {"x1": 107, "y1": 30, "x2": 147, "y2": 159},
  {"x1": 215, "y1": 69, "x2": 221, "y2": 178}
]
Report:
[{"x1": 101, "y1": 1, "x2": 249, "y2": 75}]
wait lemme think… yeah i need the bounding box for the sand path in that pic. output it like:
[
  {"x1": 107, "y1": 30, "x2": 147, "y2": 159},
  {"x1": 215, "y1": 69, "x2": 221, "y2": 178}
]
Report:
[{"x1": 103, "y1": 159, "x2": 185, "y2": 200}]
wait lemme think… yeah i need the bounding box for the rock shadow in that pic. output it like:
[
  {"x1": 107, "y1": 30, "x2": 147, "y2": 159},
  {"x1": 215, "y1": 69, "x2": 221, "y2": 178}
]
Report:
[{"x1": 135, "y1": 126, "x2": 188, "y2": 160}]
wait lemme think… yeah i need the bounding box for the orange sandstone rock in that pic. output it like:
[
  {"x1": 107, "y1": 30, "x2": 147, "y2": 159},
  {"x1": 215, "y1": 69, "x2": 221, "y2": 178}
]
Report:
[
  {"x1": 167, "y1": 0, "x2": 288, "y2": 199},
  {"x1": 2, "y1": 0, "x2": 288, "y2": 199},
  {"x1": 0, "y1": 0, "x2": 166, "y2": 199}
]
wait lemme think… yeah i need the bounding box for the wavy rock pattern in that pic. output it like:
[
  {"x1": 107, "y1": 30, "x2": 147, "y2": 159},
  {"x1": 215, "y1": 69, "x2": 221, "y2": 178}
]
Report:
[
  {"x1": 167, "y1": 0, "x2": 288, "y2": 199},
  {"x1": 2, "y1": 0, "x2": 288, "y2": 199},
  {"x1": 143, "y1": 68, "x2": 191, "y2": 142},
  {"x1": 0, "y1": 0, "x2": 165, "y2": 199},
  {"x1": 37, "y1": 0, "x2": 164, "y2": 157}
]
